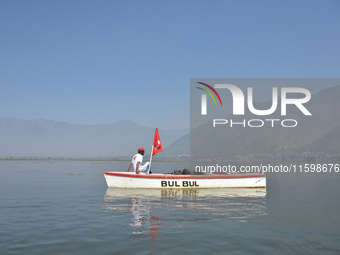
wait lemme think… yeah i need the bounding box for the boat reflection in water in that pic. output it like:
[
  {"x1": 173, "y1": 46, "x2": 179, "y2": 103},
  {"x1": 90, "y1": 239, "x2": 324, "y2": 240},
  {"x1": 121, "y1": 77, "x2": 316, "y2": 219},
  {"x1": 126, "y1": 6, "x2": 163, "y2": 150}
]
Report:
[
  {"x1": 103, "y1": 188, "x2": 267, "y2": 253},
  {"x1": 104, "y1": 188, "x2": 267, "y2": 228}
]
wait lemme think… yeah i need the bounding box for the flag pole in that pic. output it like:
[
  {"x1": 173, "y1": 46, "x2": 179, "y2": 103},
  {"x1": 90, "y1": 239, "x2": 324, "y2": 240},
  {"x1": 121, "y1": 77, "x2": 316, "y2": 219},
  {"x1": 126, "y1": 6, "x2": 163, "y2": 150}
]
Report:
[{"x1": 148, "y1": 145, "x2": 154, "y2": 174}]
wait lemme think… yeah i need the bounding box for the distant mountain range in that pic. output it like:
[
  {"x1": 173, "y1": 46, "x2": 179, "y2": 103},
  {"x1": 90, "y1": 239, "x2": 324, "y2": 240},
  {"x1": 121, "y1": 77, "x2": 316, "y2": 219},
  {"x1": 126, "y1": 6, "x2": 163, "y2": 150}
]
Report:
[
  {"x1": 299, "y1": 124, "x2": 340, "y2": 154},
  {"x1": 2, "y1": 85, "x2": 340, "y2": 159},
  {"x1": 167, "y1": 84, "x2": 340, "y2": 159},
  {"x1": 0, "y1": 118, "x2": 189, "y2": 158}
]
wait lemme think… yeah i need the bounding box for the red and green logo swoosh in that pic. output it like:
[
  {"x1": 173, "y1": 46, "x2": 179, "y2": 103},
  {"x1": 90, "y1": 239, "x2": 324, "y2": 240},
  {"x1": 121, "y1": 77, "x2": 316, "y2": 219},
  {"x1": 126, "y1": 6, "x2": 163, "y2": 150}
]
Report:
[{"x1": 196, "y1": 82, "x2": 223, "y2": 106}]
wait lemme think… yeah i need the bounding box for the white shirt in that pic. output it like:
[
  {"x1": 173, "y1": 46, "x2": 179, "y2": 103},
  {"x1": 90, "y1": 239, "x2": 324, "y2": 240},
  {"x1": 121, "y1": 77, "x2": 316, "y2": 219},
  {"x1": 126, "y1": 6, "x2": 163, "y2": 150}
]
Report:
[{"x1": 131, "y1": 153, "x2": 143, "y2": 173}]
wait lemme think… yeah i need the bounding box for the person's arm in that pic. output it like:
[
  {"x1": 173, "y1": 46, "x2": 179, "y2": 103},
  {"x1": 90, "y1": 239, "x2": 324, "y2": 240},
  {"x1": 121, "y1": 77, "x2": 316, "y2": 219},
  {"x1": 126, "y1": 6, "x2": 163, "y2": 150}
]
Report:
[
  {"x1": 136, "y1": 162, "x2": 140, "y2": 174},
  {"x1": 127, "y1": 163, "x2": 133, "y2": 172}
]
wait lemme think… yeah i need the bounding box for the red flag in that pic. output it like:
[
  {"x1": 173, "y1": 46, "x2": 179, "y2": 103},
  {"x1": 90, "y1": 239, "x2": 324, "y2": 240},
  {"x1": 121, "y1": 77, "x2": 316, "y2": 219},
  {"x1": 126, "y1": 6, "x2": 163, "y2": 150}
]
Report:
[{"x1": 152, "y1": 128, "x2": 163, "y2": 156}]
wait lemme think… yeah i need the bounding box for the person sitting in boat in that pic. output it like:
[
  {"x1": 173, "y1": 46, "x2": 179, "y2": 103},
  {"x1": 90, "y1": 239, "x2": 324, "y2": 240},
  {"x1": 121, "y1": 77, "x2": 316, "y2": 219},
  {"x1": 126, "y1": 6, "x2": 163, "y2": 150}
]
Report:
[{"x1": 127, "y1": 147, "x2": 150, "y2": 174}]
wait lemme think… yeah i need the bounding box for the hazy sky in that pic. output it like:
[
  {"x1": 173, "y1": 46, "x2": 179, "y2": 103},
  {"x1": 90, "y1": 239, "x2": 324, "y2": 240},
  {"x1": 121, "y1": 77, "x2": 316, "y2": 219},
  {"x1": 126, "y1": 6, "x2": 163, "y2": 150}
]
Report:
[{"x1": 1, "y1": 0, "x2": 339, "y2": 129}]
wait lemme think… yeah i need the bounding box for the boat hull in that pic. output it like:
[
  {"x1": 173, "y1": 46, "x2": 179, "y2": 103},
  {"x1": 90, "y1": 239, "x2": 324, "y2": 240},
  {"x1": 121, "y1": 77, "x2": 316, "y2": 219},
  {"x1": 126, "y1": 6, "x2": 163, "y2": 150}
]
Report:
[{"x1": 103, "y1": 172, "x2": 266, "y2": 189}]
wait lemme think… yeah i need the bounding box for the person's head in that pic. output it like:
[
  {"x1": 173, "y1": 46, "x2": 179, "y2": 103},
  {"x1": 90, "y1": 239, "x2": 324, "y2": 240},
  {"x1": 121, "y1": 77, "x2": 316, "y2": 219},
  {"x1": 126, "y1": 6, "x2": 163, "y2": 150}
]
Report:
[{"x1": 138, "y1": 147, "x2": 145, "y2": 155}]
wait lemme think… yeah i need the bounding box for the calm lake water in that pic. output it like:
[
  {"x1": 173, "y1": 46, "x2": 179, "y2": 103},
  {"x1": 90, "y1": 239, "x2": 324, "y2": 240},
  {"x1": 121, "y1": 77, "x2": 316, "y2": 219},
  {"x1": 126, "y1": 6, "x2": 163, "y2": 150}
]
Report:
[{"x1": 0, "y1": 160, "x2": 339, "y2": 254}]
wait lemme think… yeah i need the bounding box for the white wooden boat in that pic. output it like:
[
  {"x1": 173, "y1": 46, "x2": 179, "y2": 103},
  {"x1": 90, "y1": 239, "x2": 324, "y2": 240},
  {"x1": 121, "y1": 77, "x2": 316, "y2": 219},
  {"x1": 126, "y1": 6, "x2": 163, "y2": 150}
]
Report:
[{"x1": 103, "y1": 171, "x2": 266, "y2": 189}]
